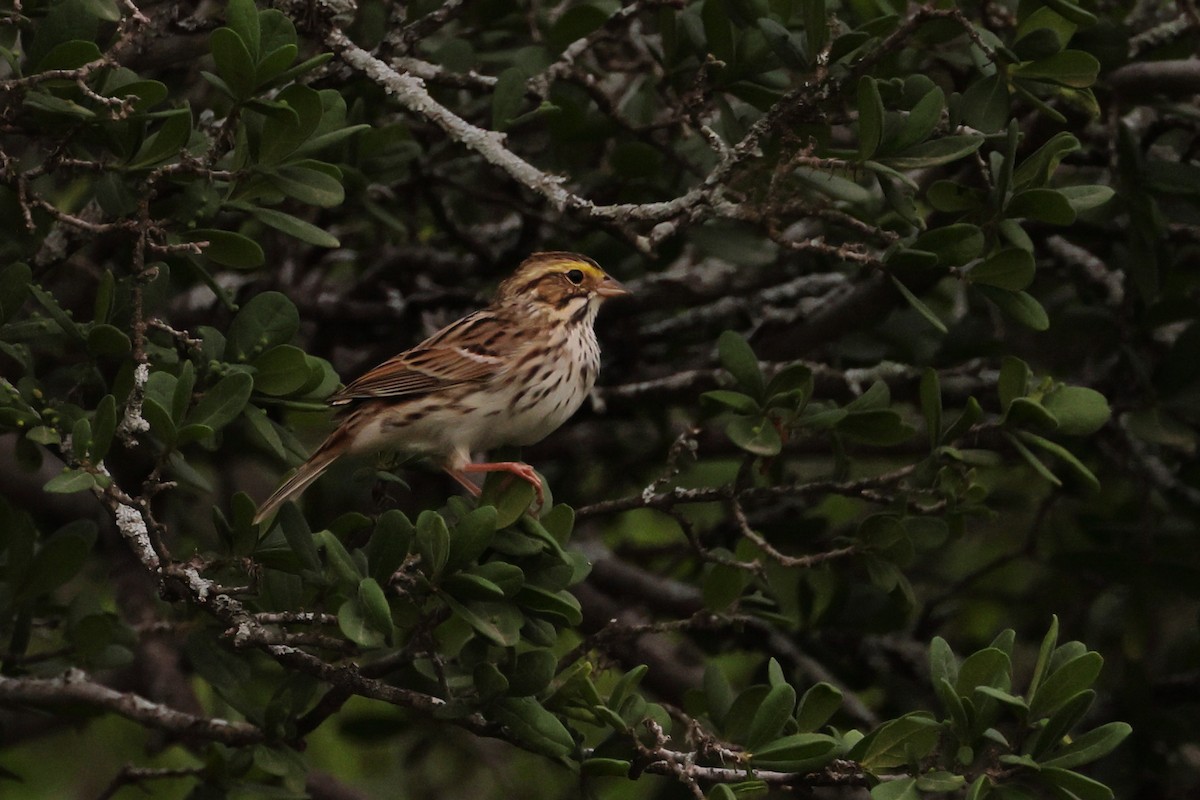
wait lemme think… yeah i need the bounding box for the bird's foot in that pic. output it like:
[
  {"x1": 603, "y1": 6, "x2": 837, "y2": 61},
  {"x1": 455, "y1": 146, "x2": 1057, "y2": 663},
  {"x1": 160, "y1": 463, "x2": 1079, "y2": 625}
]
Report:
[{"x1": 454, "y1": 461, "x2": 544, "y2": 514}]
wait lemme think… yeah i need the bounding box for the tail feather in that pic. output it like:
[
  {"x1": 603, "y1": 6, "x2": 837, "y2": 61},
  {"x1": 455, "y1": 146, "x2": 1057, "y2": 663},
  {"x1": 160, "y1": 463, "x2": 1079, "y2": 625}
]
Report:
[{"x1": 253, "y1": 445, "x2": 341, "y2": 525}]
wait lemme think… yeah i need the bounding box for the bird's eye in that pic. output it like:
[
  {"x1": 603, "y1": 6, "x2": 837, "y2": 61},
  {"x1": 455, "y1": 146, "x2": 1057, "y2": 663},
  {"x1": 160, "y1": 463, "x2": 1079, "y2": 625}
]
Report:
[{"x1": 565, "y1": 269, "x2": 585, "y2": 285}]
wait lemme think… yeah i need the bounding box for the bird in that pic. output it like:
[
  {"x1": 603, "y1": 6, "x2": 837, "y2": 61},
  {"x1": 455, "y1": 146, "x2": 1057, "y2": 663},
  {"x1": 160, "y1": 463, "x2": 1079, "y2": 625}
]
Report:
[{"x1": 252, "y1": 252, "x2": 630, "y2": 525}]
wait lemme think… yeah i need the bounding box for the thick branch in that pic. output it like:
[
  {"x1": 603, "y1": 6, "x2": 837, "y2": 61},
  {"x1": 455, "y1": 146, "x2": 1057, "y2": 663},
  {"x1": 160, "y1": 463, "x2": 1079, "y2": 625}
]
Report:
[{"x1": 0, "y1": 670, "x2": 264, "y2": 745}]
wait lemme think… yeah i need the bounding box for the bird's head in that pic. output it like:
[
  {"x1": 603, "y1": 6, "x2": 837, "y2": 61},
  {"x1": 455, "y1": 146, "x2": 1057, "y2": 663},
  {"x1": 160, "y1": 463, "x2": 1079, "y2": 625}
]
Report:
[{"x1": 495, "y1": 252, "x2": 629, "y2": 315}]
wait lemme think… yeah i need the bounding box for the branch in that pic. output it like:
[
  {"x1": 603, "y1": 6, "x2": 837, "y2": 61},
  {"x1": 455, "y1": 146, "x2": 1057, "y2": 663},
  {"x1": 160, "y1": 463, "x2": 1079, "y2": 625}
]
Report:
[
  {"x1": 575, "y1": 465, "x2": 921, "y2": 518},
  {"x1": 0, "y1": 669, "x2": 264, "y2": 745},
  {"x1": 1109, "y1": 59, "x2": 1200, "y2": 99}
]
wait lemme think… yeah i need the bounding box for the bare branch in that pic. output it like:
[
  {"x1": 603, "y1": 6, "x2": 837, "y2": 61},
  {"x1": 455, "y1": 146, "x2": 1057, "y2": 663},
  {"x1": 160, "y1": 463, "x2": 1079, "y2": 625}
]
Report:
[{"x1": 0, "y1": 670, "x2": 264, "y2": 745}]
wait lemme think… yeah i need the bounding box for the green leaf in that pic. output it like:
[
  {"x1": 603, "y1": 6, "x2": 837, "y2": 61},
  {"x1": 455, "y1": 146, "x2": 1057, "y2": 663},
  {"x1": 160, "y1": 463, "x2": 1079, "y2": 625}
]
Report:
[
  {"x1": 358, "y1": 577, "x2": 392, "y2": 637},
  {"x1": 580, "y1": 758, "x2": 631, "y2": 777},
  {"x1": 795, "y1": 683, "x2": 843, "y2": 732},
  {"x1": 1013, "y1": 132, "x2": 1080, "y2": 189},
  {"x1": 1041, "y1": 722, "x2": 1131, "y2": 769},
  {"x1": 210, "y1": 27, "x2": 256, "y2": 99},
  {"x1": 870, "y1": 777, "x2": 918, "y2": 800},
  {"x1": 186, "y1": 372, "x2": 253, "y2": 433},
  {"x1": 976, "y1": 286, "x2": 1050, "y2": 331},
  {"x1": 1039, "y1": 767, "x2": 1112, "y2": 800},
  {"x1": 0, "y1": 263, "x2": 32, "y2": 324},
  {"x1": 970, "y1": 249, "x2": 1036, "y2": 290},
  {"x1": 90, "y1": 395, "x2": 117, "y2": 461},
  {"x1": 609, "y1": 664, "x2": 649, "y2": 711},
  {"x1": 1028, "y1": 615, "x2": 1059, "y2": 700},
  {"x1": 251, "y1": 345, "x2": 311, "y2": 396},
  {"x1": 86, "y1": 324, "x2": 131, "y2": 356},
  {"x1": 718, "y1": 331, "x2": 764, "y2": 398},
  {"x1": 702, "y1": 0, "x2": 734, "y2": 62},
  {"x1": 250, "y1": 207, "x2": 339, "y2": 247},
  {"x1": 44, "y1": 469, "x2": 97, "y2": 494},
  {"x1": 965, "y1": 775, "x2": 990, "y2": 800},
  {"x1": 894, "y1": 87, "x2": 944, "y2": 151},
  {"x1": 916, "y1": 772, "x2": 967, "y2": 792},
  {"x1": 1041, "y1": 386, "x2": 1110, "y2": 435},
  {"x1": 516, "y1": 584, "x2": 583, "y2": 626},
  {"x1": 447, "y1": 505, "x2": 497, "y2": 570},
  {"x1": 130, "y1": 107, "x2": 193, "y2": 168},
  {"x1": 469, "y1": 562, "x2": 524, "y2": 597},
  {"x1": 337, "y1": 596, "x2": 385, "y2": 648},
  {"x1": 803, "y1": 0, "x2": 827, "y2": 55},
  {"x1": 473, "y1": 662, "x2": 509, "y2": 701},
  {"x1": 746, "y1": 683, "x2": 797, "y2": 749},
  {"x1": 1058, "y1": 184, "x2": 1114, "y2": 211},
  {"x1": 927, "y1": 180, "x2": 984, "y2": 213},
  {"x1": 1007, "y1": 397, "x2": 1059, "y2": 430},
  {"x1": 1029, "y1": 651, "x2": 1103, "y2": 719},
  {"x1": 184, "y1": 229, "x2": 265, "y2": 268},
  {"x1": 726, "y1": 415, "x2": 782, "y2": 456},
  {"x1": 920, "y1": 368, "x2": 941, "y2": 448},
  {"x1": 414, "y1": 510, "x2": 451, "y2": 581},
  {"x1": 766, "y1": 364, "x2": 814, "y2": 404},
  {"x1": 757, "y1": 18, "x2": 808, "y2": 69},
  {"x1": 1015, "y1": 50, "x2": 1100, "y2": 88},
  {"x1": 1003, "y1": 357, "x2": 1032, "y2": 412},
  {"x1": 482, "y1": 474, "x2": 536, "y2": 529},
  {"x1": 1007, "y1": 189, "x2": 1076, "y2": 225},
  {"x1": 445, "y1": 597, "x2": 522, "y2": 646},
  {"x1": 880, "y1": 135, "x2": 983, "y2": 169},
  {"x1": 936, "y1": 677, "x2": 970, "y2": 734},
  {"x1": 507, "y1": 649, "x2": 557, "y2": 697},
  {"x1": 259, "y1": 84, "x2": 324, "y2": 164},
  {"x1": 365, "y1": 510, "x2": 413, "y2": 583},
  {"x1": 703, "y1": 390, "x2": 761, "y2": 415},
  {"x1": 18, "y1": 521, "x2": 96, "y2": 601},
  {"x1": 1042, "y1": 0, "x2": 1097, "y2": 25},
  {"x1": 700, "y1": 556, "x2": 744, "y2": 614},
  {"x1": 960, "y1": 72, "x2": 1010, "y2": 133},
  {"x1": 1017, "y1": 430, "x2": 1100, "y2": 491},
  {"x1": 492, "y1": 67, "x2": 529, "y2": 131},
  {"x1": 37, "y1": 39, "x2": 102, "y2": 70},
  {"x1": 915, "y1": 223, "x2": 984, "y2": 266},
  {"x1": 838, "y1": 409, "x2": 916, "y2": 445},
  {"x1": 858, "y1": 77, "x2": 884, "y2": 160},
  {"x1": 707, "y1": 784, "x2": 738, "y2": 800},
  {"x1": 1005, "y1": 432, "x2": 1062, "y2": 487},
  {"x1": 975, "y1": 685, "x2": 1027, "y2": 710},
  {"x1": 278, "y1": 504, "x2": 320, "y2": 571},
  {"x1": 956, "y1": 647, "x2": 1011, "y2": 697},
  {"x1": 228, "y1": 292, "x2": 300, "y2": 361},
  {"x1": 852, "y1": 713, "x2": 940, "y2": 769},
  {"x1": 79, "y1": 0, "x2": 120, "y2": 21},
  {"x1": 267, "y1": 162, "x2": 346, "y2": 207},
  {"x1": 443, "y1": 572, "x2": 507, "y2": 601},
  {"x1": 750, "y1": 732, "x2": 840, "y2": 771},
  {"x1": 317, "y1": 529, "x2": 363, "y2": 587},
  {"x1": 226, "y1": 0, "x2": 261, "y2": 59},
  {"x1": 890, "y1": 275, "x2": 948, "y2": 334},
  {"x1": 929, "y1": 637, "x2": 959, "y2": 687},
  {"x1": 1029, "y1": 689, "x2": 1094, "y2": 759}
]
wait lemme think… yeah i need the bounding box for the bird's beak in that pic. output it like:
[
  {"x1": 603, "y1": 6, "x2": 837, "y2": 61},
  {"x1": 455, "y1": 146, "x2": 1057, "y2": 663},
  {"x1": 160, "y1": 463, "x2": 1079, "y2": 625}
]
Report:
[{"x1": 595, "y1": 275, "x2": 631, "y2": 298}]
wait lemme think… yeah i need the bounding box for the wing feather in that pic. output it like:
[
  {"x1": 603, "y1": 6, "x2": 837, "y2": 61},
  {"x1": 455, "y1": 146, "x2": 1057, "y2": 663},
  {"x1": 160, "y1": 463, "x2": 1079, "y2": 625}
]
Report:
[{"x1": 328, "y1": 310, "x2": 514, "y2": 405}]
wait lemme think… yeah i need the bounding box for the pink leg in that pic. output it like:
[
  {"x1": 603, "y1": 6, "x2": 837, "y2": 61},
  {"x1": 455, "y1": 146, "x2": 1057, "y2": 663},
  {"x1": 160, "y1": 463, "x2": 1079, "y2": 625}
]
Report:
[
  {"x1": 455, "y1": 461, "x2": 544, "y2": 507},
  {"x1": 444, "y1": 468, "x2": 483, "y2": 497}
]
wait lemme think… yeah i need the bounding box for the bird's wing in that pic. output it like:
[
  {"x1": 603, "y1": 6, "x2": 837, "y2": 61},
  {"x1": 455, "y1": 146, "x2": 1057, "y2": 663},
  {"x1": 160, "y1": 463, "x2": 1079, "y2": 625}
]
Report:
[{"x1": 327, "y1": 309, "x2": 516, "y2": 405}]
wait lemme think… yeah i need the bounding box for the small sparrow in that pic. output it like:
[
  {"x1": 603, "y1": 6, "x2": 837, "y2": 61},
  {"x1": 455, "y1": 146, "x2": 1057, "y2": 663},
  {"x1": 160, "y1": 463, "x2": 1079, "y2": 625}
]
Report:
[{"x1": 253, "y1": 252, "x2": 630, "y2": 524}]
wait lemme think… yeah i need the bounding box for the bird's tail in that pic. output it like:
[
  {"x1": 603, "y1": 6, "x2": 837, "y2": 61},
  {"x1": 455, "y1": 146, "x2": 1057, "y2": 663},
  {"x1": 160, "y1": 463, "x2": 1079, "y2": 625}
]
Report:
[{"x1": 253, "y1": 439, "x2": 342, "y2": 525}]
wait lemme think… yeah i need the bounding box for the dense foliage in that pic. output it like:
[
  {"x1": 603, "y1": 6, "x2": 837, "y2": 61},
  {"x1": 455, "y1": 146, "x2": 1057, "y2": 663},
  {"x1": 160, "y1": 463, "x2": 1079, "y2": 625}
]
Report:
[{"x1": 1, "y1": 0, "x2": 1197, "y2": 797}]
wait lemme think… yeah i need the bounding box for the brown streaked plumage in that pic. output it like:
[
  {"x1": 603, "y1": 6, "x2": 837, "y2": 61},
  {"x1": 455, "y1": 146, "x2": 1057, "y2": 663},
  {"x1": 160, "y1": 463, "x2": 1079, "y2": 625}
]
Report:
[{"x1": 253, "y1": 252, "x2": 629, "y2": 524}]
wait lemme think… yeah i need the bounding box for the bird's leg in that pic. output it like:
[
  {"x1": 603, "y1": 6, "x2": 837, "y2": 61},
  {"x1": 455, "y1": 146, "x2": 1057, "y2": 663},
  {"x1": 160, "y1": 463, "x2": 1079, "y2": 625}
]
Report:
[
  {"x1": 444, "y1": 468, "x2": 483, "y2": 497},
  {"x1": 456, "y1": 461, "x2": 544, "y2": 508}
]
